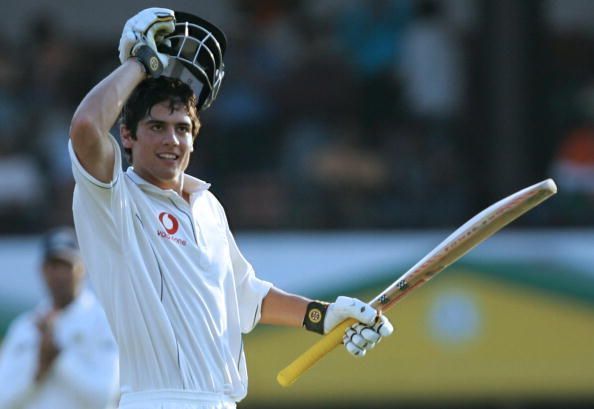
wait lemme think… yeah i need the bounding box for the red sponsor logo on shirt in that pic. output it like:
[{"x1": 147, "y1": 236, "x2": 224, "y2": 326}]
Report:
[
  {"x1": 159, "y1": 212, "x2": 179, "y2": 234},
  {"x1": 157, "y1": 212, "x2": 186, "y2": 246}
]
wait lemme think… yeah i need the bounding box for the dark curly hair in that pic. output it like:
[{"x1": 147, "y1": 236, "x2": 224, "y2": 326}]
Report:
[{"x1": 119, "y1": 77, "x2": 200, "y2": 163}]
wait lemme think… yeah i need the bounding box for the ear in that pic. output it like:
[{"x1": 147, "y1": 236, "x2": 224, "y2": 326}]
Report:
[{"x1": 120, "y1": 124, "x2": 134, "y2": 149}]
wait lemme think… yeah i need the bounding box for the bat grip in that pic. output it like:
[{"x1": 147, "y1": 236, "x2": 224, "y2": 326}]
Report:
[{"x1": 276, "y1": 318, "x2": 357, "y2": 387}]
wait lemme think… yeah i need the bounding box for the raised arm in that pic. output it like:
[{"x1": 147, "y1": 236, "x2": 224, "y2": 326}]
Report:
[
  {"x1": 69, "y1": 7, "x2": 175, "y2": 183},
  {"x1": 69, "y1": 60, "x2": 145, "y2": 182}
]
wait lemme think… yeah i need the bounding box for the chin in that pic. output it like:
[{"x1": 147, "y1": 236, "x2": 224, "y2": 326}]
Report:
[{"x1": 157, "y1": 174, "x2": 182, "y2": 187}]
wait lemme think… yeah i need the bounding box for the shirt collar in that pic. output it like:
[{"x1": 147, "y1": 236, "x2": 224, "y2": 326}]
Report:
[{"x1": 125, "y1": 167, "x2": 211, "y2": 196}]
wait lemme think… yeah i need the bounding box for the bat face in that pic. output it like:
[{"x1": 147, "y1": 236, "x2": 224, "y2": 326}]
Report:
[{"x1": 370, "y1": 179, "x2": 557, "y2": 313}]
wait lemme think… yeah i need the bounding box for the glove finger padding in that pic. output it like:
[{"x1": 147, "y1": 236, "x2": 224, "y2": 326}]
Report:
[
  {"x1": 353, "y1": 332, "x2": 376, "y2": 349},
  {"x1": 360, "y1": 327, "x2": 381, "y2": 344},
  {"x1": 144, "y1": 20, "x2": 175, "y2": 51},
  {"x1": 118, "y1": 8, "x2": 175, "y2": 66},
  {"x1": 343, "y1": 315, "x2": 394, "y2": 358},
  {"x1": 373, "y1": 315, "x2": 394, "y2": 337},
  {"x1": 343, "y1": 328, "x2": 373, "y2": 357},
  {"x1": 345, "y1": 341, "x2": 366, "y2": 358},
  {"x1": 129, "y1": 8, "x2": 175, "y2": 34},
  {"x1": 323, "y1": 296, "x2": 377, "y2": 334}
]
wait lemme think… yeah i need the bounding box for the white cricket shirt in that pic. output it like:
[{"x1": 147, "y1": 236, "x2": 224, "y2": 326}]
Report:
[
  {"x1": 0, "y1": 290, "x2": 119, "y2": 409},
  {"x1": 68, "y1": 136, "x2": 272, "y2": 403}
]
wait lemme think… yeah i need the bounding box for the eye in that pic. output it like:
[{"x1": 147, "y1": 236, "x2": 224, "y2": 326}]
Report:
[
  {"x1": 177, "y1": 125, "x2": 191, "y2": 134},
  {"x1": 150, "y1": 123, "x2": 163, "y2": 131}
]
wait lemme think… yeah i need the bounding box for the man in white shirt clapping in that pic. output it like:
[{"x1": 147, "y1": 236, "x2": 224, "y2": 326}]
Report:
[{"x1": 0, "y1": 227, "x2": 119, "y2": 409}]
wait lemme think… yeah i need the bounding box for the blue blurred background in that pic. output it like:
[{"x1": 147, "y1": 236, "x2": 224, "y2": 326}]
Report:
[{"x1": 1, "y1": 0, "x2": 594, "y2": 408}]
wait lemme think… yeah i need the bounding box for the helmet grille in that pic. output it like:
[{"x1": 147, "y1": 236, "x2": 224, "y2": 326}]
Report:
[{"x1": 159, "y1": 12, "x2": 226, "y2": 110}]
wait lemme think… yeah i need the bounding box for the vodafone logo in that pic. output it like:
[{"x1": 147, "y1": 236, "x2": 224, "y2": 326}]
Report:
[
  {"x1": 157, "y1": 212, "x2": 186, "y2": 246},
  {"x1": 158, "y1": 212, "x2": 179, "y2": 235}
]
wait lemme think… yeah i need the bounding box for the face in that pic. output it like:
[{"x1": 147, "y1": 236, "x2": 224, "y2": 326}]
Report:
[
  {"x1": 121, "y1": 101, "x2": 198, "y2": 192},
  {"x1": 42, "y1": 257, "x2": 84, "y2": 309}
]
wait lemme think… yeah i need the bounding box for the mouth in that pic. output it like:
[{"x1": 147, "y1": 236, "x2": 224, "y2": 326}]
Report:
[{"x1": 156, "y1": 153, "x2": 180, "y2": 161}]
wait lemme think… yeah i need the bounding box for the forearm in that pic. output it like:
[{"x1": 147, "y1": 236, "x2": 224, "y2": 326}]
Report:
[{"x1": 260, "y1": 287, "x2": 311, "y2": 327}]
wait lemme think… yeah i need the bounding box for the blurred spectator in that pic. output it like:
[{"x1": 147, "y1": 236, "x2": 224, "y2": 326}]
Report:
[
  {"x1": 279, "y1": 118, "x2": 331, "y2": 226},
  {"x1": 551, "y1": 124, "x2": 594, "y2": 194},
  {"x1": 0, "y1": 227, "x2": 119, "y2": 409},
  {"x1": 550, "y1": 122, "x2": 594, "y2": 224},
  {"x1": 335, "y1": 0, "x2": 409, "y2": 78},
  {"x1": 388, "y1": 0, "x2": 470, "y2": 225},
  {"x1": 333, "y1": 0, "x2": 410, "y2": 125},
  {"x1": 0, "y1": 1, "x2": 588, "y2": 230},
  {"x1": 280, "y1": 118, "x2": 389, "y2": 227},
  {"x1": 377, "y1": 120, "x2": 469, "y2": 227},
  {"x1": 398, "y1": 0, "x2": 464, "y2": 122},
  {"x1": 0, "y1": 156, "x2": 44, "y2": 217}
]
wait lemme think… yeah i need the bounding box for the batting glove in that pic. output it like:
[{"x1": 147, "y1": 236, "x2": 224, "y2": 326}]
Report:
[
  {"x1": 118, "y1": 7, "x2": 175, "y2": 77},
  {"x1": 343, "y1": 315, "x2": 393, "y2": 357},
  {"x1": 303, "y1": 296, "x2": 394, "y2": 357}
]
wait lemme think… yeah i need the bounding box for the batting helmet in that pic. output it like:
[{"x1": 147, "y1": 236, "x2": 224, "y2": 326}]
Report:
[{"x1": 159, "y1": 11, "x2": 227, "y2": 111}]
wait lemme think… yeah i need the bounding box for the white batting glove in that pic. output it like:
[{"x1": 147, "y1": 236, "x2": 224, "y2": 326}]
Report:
[
  {"x1": 325, "y1": 296, "x2": 393, "y2": 357},
  {"x1": 343, "y1": 315, "x2": 393, "y2": 357},
  {"x1": 118, "y1": 8, "x2": 175, "y2": 71},
  {"x1": 303, "y1": 296, "x2": 394, "y2": 358},
  {"x1": 323, "y1": 296, "x2": 376, "y2": 333}
]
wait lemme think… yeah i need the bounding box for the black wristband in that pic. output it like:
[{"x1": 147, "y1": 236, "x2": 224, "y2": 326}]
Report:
[
  {"x1": 303, "y1": 301, "x2": 329, "y2": 334},
  {"x1": 133, "y1": 45, "x2": 163, "y2": 78}
]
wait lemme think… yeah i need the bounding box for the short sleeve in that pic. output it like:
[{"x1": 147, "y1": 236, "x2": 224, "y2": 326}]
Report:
[
  {"x1": 216, "y1": 200, "x2": 272, "y2": 334},
  {"x1": 68, "y1": 134, "x2": 122, "y2": 189}
]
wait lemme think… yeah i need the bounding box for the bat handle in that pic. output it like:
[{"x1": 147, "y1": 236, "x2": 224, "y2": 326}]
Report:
[{"x1": 276, "y1": 318, "x2": 357, "y2": 387}]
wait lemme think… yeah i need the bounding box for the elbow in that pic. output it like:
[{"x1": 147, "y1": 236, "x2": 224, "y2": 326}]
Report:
[{"x1": 69, "y1": 112, "x2": 98, "y2": 144}]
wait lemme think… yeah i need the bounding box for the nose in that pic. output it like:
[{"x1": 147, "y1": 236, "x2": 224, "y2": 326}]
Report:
[{"x1": 162, "y1": 126, "x2": 180, "y2": 145}]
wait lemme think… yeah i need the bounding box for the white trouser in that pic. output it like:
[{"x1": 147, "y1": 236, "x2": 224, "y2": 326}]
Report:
[{"x1": 119, "y1": 390, "x2": 236, "y2": 409}]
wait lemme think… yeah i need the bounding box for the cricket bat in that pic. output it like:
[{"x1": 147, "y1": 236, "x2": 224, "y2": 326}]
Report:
[{"x1": 277, "y1": 178, "x2": 557, "y2": 387}]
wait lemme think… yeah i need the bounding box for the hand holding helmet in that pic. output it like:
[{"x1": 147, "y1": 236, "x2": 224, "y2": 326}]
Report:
[
  {"x1": 118, "y1": 8, "x2": 227, "y2": 110},
  {"x1": 118, "y1": 8, "x2": 176, "y2": 77}
]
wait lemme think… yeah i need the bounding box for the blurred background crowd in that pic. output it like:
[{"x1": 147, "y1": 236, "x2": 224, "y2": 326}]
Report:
[
  {"x1": 1, "y1": 0, "x2": 594, "y2": 232},
  {"x1": 1, "y1": 2, "x2": 594, "y2": 408}
]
